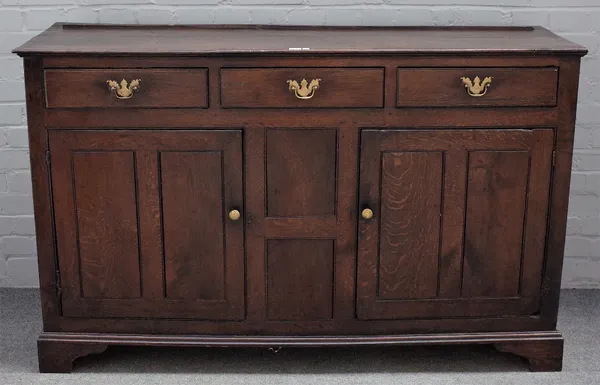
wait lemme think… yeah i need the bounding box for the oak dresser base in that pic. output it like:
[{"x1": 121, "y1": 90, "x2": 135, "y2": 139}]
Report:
[
  {"x1": 14, "y1": 24, "x2": 584, "y2": 375},
  {"x1": 37, "y1": 331, "x2": 564, "y2": 373}
]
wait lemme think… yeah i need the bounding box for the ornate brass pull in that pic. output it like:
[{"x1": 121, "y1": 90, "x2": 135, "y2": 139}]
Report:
[
  {"x1": 287, "y1": 78, "x2": 321, "y2": 99},
  {"x1": 107, "y1": 79, "x2": 141, "y2": 99},
  {"x1": 460, "y1": 76, "x2": 493, "y2": 97},
  {"x1": 361, "y1": 208, "x2": 374, "y2": 220},
  {"x1": 228, "y1": 209, "x2": 241, "y2": 221}
]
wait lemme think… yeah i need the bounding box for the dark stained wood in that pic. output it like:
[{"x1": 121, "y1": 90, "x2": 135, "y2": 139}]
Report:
[
  {"x1": 437, "y1": 149, "x2": 467, "y2": 298},
  {"x1": 43, "y1": 55, "x2": 563, "y2": 69},
  {"x1": 221, "y1": 68, "x2": 384, "y2": 108},
  {"x1": 16, "y1": 24, "x2": 584, "y2": 373},
  {"x1": 38, "y1": 329, "x2": 563, "y2": 346},
  {"x1": 266, "y1": 129, "x2": 337, "y2": 216},
  {"x1": 462, "y1": 150, "x2": 529, "y2": 298},
  {"x1": 397, "y1": 67, "x2": 558, "y2": 107},
  {"x1": 37, "y1": 339, "x2": 108, "y2": 373},
  {"x1": 266, "y1": 239, "x2": 335, "y2": 321},
  {"x1": 45, "y1": 69, "x2": 208, "y2": 108},
  {"x1": 540, "y1": 57, "x2": 582, "y2": 329},
  {"x1": 495, "y1": 337, "x2": 563, "y2": 372},
  {"x1": 48, "y1": 130, "x2": 244, "y2": 320},
  {"x1": 244, "y1": 126, "x2": 267, "y2": 324},
  {"x1": 161, "y1": 151, "x2": 225, "y2": 300},
  {"x1": 264, "y1": 217, "x2": 337, "y2": 238},
  {"x1": 357, "y1": 129, "x2": 553, "y2": 320},
  {"x1": 23, "y1": 57, "x2": 62, "y2": 330},
  {"x1": 72, "y1": 151, "x2": 141, "y2": 299},
  {"x1": 135, "y1": 151, "x2": 164, "y2": 300},
  {"x1": 334, "y1": 125, "x2": 359, "y2": 323},
  {"x1": 13, "y1": 24, "x2": 587, "y2": 56},
  {"x1": 36, "y1": 330, "x2": 564, "y2": 372},
  {"x1": 43, "y1": 310, "x2": 548, "y2": 335},
  {"x1": 520, "y1": 131, "x2": 554, "y2": 297},
  {"x1": 377, "y1": 151, "x2": 443, "y2": 300},
  {"x1": 44, "y1": 108, "x2": 560, "y2": 130}
]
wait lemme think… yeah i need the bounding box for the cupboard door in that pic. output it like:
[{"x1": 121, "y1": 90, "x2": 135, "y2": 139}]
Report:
[
  {"x1": 357, "y1": 129, "x2": 553, "y2": 319},
  {"x1": 49, "y1": 130, "x2": 244, "y2": 320}
]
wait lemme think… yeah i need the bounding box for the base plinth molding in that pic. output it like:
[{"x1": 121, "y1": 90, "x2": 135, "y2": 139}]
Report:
[{"x1": 37, "y1": 330, "x2": 564, "y2": 373}]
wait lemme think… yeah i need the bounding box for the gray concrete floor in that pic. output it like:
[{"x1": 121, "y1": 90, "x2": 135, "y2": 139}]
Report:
[{"x1": 0, "y1": 288, "x2": 599, "y2": 384}]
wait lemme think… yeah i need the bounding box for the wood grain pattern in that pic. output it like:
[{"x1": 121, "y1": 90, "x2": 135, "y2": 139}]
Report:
[
  {"x1": 266, "y1": 239, "x2": 334, "y2": 321},
  {"x1": 397, "y1": 67, "x2": 558, "y2": 107},
  {"x1": 49, "y1": 130, "x2": 244, "y2": 320},
  {"x1": 266, "y1": 129, "x2": 337, "y2": 217},
  {"x1": 520, "y1": 131, "x2": 553, "y2": 298},
  {"x1": 22, "y1": 57, "x2": 62, "y2": 330},
  {"x1": 135, "y1": 151, "x2": 164, "y2": 300},
  {"x1": 161, "y1": 151, "x2": 225, "y2": 301},
  {"x1": 13, "y1": 24, "x2": 587, "y2": 56},
  {"x1": 37, "y1": 339, "x2": 108, "y2": 373},
  {"x1": 495, "y1": 337, "x2": 564, "y2": 372},
  {"x1": 15, "y1": 24, "x2": 585, "y2": 373},
  {"x1": 462, "y1": 151, "x2": 530, "y2": 298},
  {"x1": 72, "y1": 151, "x2": 141, "y2": 299},
  {"x1": 265, "y1": 217, "x2": 337, "y2": 238},
  {"x1": 244, "y1": 126, "x2": 267, "y2": 323},
  {"x1": 45, "y1": 69, "x2": 208, "y2": 108},
  {"x1": 378, "y1": 151, "x2": 442, "y2": 300},
  {"x1": 222, "y1": 68, "x2": 384, "y2": 108},
  {"x1": 36, "y1": 330, "x2": 564, "y2": 372},
  {"x1": 539, "y1": 58, "x2": 581, "y2": 330},
  {"x1": 357, "y1": 129, "x2": 551, "y2": 320},
  {"x1": 437, "y1": 149, "x2": 467, "y2": 297}
]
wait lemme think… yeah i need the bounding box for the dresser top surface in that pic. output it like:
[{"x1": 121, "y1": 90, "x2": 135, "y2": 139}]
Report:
[{"x1": 13, "y1": 23, "x2": 587, "y2": 56}]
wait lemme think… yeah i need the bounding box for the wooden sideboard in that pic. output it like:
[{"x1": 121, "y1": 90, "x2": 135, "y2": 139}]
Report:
[{"x1": 14, "y1": 24, "x2": 587, "y2": 373}]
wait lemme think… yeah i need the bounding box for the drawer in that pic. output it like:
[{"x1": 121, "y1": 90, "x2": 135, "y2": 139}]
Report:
[
  {"x1": 221, "y1": 68, "x2": 384, "y2": 108},
  {"x1": 397, "y1": 67, "x2": 558, "y2": 107},
  {"x1": 45, "y1": 69, "x2": 208, "y2": 108}
]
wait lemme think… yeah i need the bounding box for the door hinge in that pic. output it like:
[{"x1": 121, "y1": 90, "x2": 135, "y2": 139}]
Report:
[
  {"x1": 552, "y1": 151, "x2": 556, "y2": 167},
  {"x1": 45, "y1": 150, "x2": 51, "y2": 166},
  {"x1": 55, "y1": 269, "x2": 62, "y2": 299}
]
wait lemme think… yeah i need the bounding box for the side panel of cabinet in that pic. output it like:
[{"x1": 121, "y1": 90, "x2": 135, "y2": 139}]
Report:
[
  {"x1": 49, "y1": 130, "x2": 244, "y2": 320},
  {"x1": 357, "y1": 129, "x2": 554, "y2": 320}
]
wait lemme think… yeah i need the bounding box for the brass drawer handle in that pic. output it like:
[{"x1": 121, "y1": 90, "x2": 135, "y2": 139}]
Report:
[
  {"x1": 361, "y1": 208, "x2": 374, "y2": 220},
  {"x1": 287, "y1": 78, "x2": 321, "y2": 99},
  {"x1": 107, "y1": 79, "x2": 141, "y2": 99},
  {"x1": 228, "y1": 209, "x2": 241, "y2": 221},
  {"x1": 460, "y1": 76, "x2": 493, "y2": 97}
]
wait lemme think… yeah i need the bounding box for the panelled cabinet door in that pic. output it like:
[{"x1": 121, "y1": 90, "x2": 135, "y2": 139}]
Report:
[
  {"x1": 357, "y1": 129, "x2": 554, "y2": 319},
  {"x1": 49, "y1": 130, "x2": 244, "y2": 320}
]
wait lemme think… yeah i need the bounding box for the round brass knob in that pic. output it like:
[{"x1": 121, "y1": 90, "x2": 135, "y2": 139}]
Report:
[
  {"x1": 361, "y1": 208, "x2": 374, "y2": 220},
  {"x1": 228, "y1": 209, "x2": 241, "y2": 221}
]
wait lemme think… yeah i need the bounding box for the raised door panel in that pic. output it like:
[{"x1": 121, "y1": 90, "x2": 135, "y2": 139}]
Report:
[
  {"x1": 462, "y1": 151, "x2": 530, "y2": 297},
  {"x1": 377, "y1": 151, "x2": 443, "y2": 300},
  {"x1": 261, "y1": 128, "x2": 338, "y2": 323},
  {"x1": 161, "y1": 151, "x2": 226, "y2": 301},
  {"x1": 49, "y1": 130, "x2": 244, "y2": 320},
  {"x1": 357, "y1": 129, "x2": 553, "y2": 320},
  {"x1": 72, "y1": 151, "x2": 141, "y2": 299},
  {"x1": 266, "y1": 239, "x2": 335, "y2": 321},
  {"x1": 266, "y1": 129, "x2": 337, "y2": 217}
]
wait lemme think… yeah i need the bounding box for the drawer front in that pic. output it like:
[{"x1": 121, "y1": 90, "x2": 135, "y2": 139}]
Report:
[
  {"x1": 45, "y1": 69, "x2": 208, "y2": 108},
  {"x1": 397, "y1": 67, "x2": 558, "y2": 107},
  {"x1": 221, "y1": 68, "x2": 384, "y2": 108}
]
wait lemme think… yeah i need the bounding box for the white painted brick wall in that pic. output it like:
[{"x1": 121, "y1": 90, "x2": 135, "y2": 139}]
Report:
[{"x1": 0, "y1": 0, "x2": 598, "y2": 288}]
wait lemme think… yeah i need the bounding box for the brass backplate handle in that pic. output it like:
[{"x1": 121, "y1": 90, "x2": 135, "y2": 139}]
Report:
[
  {"x1": 107, "y1": 79, "x2": 141, "y2": 99},
  {"x1": 460, "y1": 76, "x2": 493, "y2": 97},
  {"x1": 287, "y1": 78, "x2": 321, "y2": 99}
]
